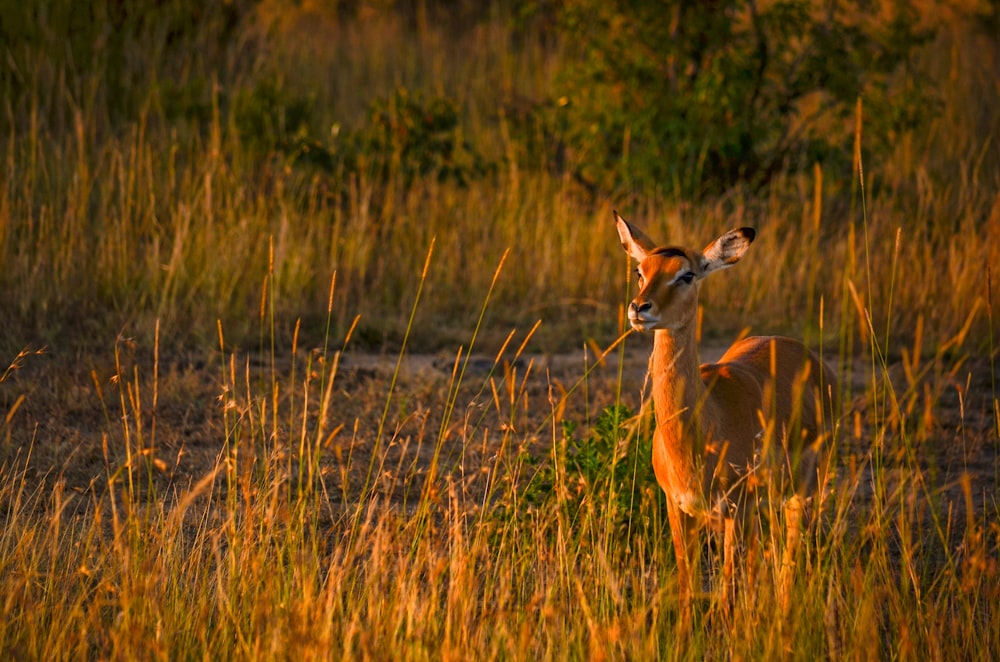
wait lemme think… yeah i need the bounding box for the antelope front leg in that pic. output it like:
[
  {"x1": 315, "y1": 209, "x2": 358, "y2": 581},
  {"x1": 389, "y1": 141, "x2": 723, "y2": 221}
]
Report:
[
  {"x1": 665, "y1": 497, "x2": 699, "y2": 630},
  {"x1": 721, "y1": 516, "x2": 737, "y2": 616},
  {"x1": 778, "y1": 494, "x2": 805, "y2": 618}
]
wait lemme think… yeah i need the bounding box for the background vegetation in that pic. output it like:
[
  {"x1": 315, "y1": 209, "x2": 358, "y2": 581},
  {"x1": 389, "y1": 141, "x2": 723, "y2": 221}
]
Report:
[
  {"x1": 0, "y1": 0, "x2": 996, "y2": 354},
  {"x1": 0, "y1": 0, "x2": 998, "y2": 659}
]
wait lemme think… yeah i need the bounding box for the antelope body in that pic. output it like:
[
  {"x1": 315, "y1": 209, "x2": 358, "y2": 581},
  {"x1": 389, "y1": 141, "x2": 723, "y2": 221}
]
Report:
[{"x1": 615, "y1": 212, "x2": 835, "y2": 613}]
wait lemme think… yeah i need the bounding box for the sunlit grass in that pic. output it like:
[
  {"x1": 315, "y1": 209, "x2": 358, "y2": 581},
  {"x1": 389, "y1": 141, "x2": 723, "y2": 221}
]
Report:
[
  {"x1": 0, "y1": 4, "x2": 996, "y2": 356},
  {"x1": 1, "y1": 267, "x2": 997, "y2": 658},
  {"x1": 2, "y1": 185, "x2": 999, "y2": 656},
  {"x1": 0, "y1": 2, "x2": 998, "y2": 659}
]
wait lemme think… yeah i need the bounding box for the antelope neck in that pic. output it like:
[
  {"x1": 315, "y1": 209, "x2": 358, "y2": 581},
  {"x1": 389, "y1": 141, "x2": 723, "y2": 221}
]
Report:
[
  {"x1": 650, "y1": 325, "x2": 706, "y2": 440},
  {"x1": 648, "y1": 323, "x2": 713, "y2": 517}
]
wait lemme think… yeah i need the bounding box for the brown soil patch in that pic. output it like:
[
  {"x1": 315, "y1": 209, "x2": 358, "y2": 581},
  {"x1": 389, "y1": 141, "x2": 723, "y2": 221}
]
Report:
[{"x1": 2, "y1": 340, "x2": 997, "y2": 528}]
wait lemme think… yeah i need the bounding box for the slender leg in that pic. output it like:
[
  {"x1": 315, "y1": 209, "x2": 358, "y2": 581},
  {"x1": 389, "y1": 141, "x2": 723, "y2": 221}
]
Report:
[
  {"x1": 666, "y1": 498, "x2": 693, "y2": 632},
  {"x1": 721, "y1": 516, "x2": 736, "y2": 618},
  {"x1": 779, "y1": 494, "x2": 804, "y2": 617}
]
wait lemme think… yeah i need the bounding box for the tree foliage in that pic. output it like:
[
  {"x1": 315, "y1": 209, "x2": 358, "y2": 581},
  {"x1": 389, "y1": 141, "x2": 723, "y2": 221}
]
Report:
[{"x1": 550, "y1": 0, "x2": 939, "y2": 197}]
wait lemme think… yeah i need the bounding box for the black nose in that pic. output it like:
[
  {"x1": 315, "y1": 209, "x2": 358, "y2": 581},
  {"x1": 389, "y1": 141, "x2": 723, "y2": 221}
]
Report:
[{"x1": 630, "y1": 301, "x2": 651, "y2": 314}]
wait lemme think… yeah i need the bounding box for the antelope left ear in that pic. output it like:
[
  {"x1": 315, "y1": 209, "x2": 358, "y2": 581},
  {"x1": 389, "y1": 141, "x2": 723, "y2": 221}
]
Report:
[
  {"x1": 701, "y1": 227, "x2": 756, "y2": 274},
  {"x1": 615, "y1": 211, "x2": 657, "y2": 262}
]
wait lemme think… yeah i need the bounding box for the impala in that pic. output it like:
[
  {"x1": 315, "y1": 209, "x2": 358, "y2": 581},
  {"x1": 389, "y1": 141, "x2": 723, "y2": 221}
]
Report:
[{"x1": 615, "y1": 211, "x2": 835, "y2": 616}]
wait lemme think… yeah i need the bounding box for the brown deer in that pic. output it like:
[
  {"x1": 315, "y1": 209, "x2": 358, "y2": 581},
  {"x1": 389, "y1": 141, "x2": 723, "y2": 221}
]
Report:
[{"x1": 615, "y1": 211, "x2": 836, "y2": 617}]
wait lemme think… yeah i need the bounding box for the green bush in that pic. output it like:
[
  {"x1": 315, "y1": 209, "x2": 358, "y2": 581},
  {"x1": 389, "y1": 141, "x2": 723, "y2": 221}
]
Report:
[
  {"x1": 518, "y1": 404, "x2": 666, "y2": 540},
  {"x1": 274, "y1": 86, "x2": 493, "y2": 189},
  {"x1": 333, "y1": 87, "x2": 492, "y2": 187},
  {"x1": 233, "y1": 76, "x2": 315, "y2": 155},
  {"x1": 548, "y1": 0, "x2": 939, "y2": 197}
]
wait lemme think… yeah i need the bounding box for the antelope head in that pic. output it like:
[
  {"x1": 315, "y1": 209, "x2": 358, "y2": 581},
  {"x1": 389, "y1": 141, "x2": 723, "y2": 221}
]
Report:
[{"x1": 614, "y1": 211, "x2": 756, "y2": 332}]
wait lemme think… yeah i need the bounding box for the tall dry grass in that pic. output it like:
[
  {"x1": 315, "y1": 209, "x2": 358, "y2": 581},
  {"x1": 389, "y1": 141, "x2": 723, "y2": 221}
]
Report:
[
  {"x1": 0, "y1": 2, "x2": 996, "y2": 355},
  {"x1": 1, "y1": 255, "x2": 997, "y2": 658},
  {"x1": 0, "y1": 2, "x2": 998, "y2": 659}
]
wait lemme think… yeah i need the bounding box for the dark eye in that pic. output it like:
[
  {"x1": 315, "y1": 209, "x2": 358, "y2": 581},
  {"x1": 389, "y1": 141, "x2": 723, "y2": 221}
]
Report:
[
  {"x1": 677, "y1": 271, "x2": 695, "y2": 285},
  {"x1": 635, "y1": 269, "x2": 644, "y2": 284}
]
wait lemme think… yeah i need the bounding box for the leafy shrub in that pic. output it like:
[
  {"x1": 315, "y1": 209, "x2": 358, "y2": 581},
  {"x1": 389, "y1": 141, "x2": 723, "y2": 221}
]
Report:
[
  {"x1": 268, "y1": 86, "x2": 492, "y2": 190},
  {"x1": 547, "y1": 0, "x2": 939, "y2": 197},
  {"x1": 518, "y1": 404, "x2": 666, "y2": 539},
  {"x1": 233, "y1": 76, "x2": 315, "y2": 156},
  {"x1": 333, "y1": 87, "x2": 492, "y2": 187}
]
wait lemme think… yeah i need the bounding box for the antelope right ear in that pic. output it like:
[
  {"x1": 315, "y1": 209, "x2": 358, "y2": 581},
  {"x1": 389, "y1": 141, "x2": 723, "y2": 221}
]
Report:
[
  {"x1": 701, "y1": 227, "x2": 756, "y2": 274},
  {"x1": 615, "y1": 211, "x2": 657, "y2": 262}
]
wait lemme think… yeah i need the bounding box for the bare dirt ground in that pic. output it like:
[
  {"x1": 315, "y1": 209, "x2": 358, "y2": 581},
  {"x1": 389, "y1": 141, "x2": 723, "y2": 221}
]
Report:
[{"x1": 2, "y1": 339, "x2": 998, "y2": 533}]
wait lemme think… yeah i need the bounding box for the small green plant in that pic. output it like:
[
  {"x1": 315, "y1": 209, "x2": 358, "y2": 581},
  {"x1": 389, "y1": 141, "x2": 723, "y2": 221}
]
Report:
[{"x1": 519, "y1": 404, "x2": 666, "y2": 540}]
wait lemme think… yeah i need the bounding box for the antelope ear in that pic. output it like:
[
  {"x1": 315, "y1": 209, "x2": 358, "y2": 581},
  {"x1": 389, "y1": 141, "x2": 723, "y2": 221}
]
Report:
[
  {"x1": 701, "y1": 227, "x2": 756, "y2": 274},
  {"x1": 615, "y1": 211, "x2": 657, "y2": 262}
]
